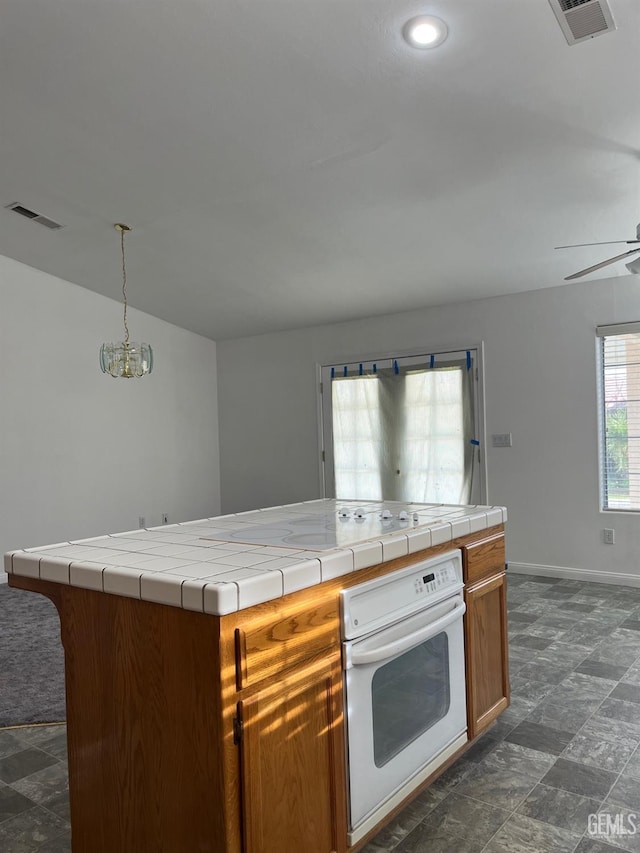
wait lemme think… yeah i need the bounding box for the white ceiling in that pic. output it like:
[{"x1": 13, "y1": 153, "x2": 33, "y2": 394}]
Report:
[{"x1": 0, "y1": 0, "x2": 639, "y2": 341}]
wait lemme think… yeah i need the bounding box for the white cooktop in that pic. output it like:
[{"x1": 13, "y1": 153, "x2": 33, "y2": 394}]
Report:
[{"x1": 208, "y1": 500, "x2": 490, "y2": 551}]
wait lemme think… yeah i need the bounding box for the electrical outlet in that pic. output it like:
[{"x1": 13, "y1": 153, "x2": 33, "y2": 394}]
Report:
[
  {"x1": 492, "y1": 433, "x2": 513, "y2": 448},
  {"x1": 603, "y1": 528, "x2": 615, "y2": 545},
  {"x1": 162, "y1": 513, "x2": 168, "y2": 525},
  {"x1": 138, "y1": 516, "x2": 146, "y2": 529}
]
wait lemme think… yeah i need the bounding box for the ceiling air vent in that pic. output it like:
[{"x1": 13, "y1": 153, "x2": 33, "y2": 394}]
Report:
[
  {"x1": 547, "y1": 0, "x2": 616, "y2": 45},
  {"x1": 5, "y1": 202, "x2": 64, "y2": 230}
]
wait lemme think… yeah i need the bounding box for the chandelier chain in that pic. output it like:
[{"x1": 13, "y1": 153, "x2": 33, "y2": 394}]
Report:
[{"x1": 120, "y1": 227, "x2": 130, "y2": 344}]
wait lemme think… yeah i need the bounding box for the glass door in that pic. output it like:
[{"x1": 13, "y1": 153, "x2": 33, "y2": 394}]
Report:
[{"x1": 320, "y1": 348, "x2": 485, "y2": 504}]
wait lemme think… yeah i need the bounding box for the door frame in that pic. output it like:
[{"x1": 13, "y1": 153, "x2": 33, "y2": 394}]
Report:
[{"x1": 316, "y1": 342, "x2": 488, "y2": 504}]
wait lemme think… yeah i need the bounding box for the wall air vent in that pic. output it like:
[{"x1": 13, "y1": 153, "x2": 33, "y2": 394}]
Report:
[
  {"x1": 547, "y1": 0, "x2": 616, "y2": 45},
  {"x1": 4, "y1": 202, "x2": 64, "y2": 230}
]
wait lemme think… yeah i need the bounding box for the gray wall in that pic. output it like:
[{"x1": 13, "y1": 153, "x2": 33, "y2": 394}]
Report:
[
  {"x1": 1, "y1": 253, "x2": 221, "y2": 580},
  {"x1": 217, "y1": 275, "x2": 640, "y2": 583}
]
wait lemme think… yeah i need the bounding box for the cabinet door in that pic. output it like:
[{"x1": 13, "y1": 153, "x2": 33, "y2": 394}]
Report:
[
  {"x1": 464, "y1": 572, "x2": 510, "y2": 739},
  {"x1": 238, "y1": 656, "x2": 347, "y2": 853}
]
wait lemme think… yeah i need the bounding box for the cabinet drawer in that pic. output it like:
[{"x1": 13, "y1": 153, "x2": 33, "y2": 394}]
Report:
[
  {"x1": 462, "y1": 533, "x2": 505, "y2": 586},
  {"x1": 235, "y1": 597, "x2": 340, "y2": 690}
]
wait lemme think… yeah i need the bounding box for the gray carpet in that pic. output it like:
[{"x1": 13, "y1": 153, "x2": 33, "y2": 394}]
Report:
[{"x1": 0, "y1": 582, "x2": 66, "y2": 727}]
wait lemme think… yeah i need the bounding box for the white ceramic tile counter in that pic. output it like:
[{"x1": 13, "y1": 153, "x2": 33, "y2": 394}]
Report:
[{"x1": 4, "y1": 499, "x2": 506, "y2": 615}]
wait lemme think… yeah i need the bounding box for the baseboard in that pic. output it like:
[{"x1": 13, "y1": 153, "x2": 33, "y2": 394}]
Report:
[{"x1": 507, "y1": 561, "x2": 640, "y2": 589}]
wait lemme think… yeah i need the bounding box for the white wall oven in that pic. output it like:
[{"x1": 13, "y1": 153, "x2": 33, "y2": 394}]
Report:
[{"x1": 341, "y1": 550, "x2": 467, "y2": 846}]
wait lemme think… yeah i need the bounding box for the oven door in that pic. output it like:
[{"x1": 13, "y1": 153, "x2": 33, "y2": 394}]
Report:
[{"x1": 343, "y1": 594, "x2": 467, "y2": 843}]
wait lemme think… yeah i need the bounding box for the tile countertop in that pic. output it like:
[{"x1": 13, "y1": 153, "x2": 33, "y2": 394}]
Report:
[{"x1": 4, "y1": 499, "x2": 506, "y2": 616}]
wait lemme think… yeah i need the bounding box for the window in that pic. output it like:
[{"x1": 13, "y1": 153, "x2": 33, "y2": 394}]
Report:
[
  {"x1": 597, "y1": 323, "x2": 640, "y2": 511},
  {"x1": 320, "y1": 348, "x2": 485, "y2": 505}
]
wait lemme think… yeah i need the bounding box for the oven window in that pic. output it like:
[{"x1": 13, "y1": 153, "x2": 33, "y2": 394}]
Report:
[{"x1": 371, "y1": 632, "x2": 450, "y2": 768}]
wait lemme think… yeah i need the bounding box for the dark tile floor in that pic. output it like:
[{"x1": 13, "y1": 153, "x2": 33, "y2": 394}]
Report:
[
  {"x1": 2, "y1": 573, "x2": 640, "y2": 852},
  {"x1": 0, "y1": 724, "x2": 70, "y2": 852}
]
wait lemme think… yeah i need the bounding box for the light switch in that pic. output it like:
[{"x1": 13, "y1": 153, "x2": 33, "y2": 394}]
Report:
[{"x1": 492, "y1": 433, "x2": 513, "y2": 447}]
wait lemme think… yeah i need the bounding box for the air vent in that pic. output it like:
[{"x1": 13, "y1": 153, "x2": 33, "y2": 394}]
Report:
[
  {"x1": 548, "y1": 0, "x2": 616, "y2": 45},
  {"x1": 5, "y1": 202, "x2": 64, "y2": 230}
]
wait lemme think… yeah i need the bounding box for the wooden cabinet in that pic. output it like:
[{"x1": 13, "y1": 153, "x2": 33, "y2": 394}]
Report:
[
  {"x1": 225, "y1": 589, "x2": 347, "y2": 853},
  {"x1": 237, "y1": 655, "x2": 347, "y2": 853},
  {"x1": 8, "y1": 576, "x2": 347, "y2": 853},
  {"x1": 462, "y1": 533, "x2": 510, "y2": 739},
  {"x1": 9, "y1": 522, "x2": 508, "y2": 853}
]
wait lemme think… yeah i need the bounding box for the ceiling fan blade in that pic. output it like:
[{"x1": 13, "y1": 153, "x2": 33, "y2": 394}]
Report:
[
  {"x1": 564, "y1": 248, "x2": 640, "y2": 281},
  {"x1": 556, "y1": 239, "x2": 640, "y2": 249}
]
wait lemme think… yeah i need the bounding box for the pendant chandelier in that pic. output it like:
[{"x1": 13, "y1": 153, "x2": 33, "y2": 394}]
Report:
[{"x1": 99, "y1": 224, "x2": 153, "y2": 378}]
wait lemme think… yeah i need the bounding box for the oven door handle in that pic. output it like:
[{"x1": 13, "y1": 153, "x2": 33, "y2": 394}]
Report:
[{"x1": 346, "y1": 596, "x2": 466, "y2": 668}]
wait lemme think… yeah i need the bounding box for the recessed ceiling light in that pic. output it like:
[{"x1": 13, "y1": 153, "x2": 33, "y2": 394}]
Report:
[{"x1": 402, "y1": 15, "x2": 448, "y2": 49}]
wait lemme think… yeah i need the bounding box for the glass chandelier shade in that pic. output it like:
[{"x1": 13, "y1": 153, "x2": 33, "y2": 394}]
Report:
[
  {"x1": 99, "y1": 341, "x2": 154, "y2": 378},
  {"x1": 100, "y1": 223, "x2": 153, "y2": 378}
]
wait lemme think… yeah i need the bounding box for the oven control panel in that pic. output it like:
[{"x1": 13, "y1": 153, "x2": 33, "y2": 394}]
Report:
[
  {"x1": 341, "y1": 549, "x2": 463, "y2": 640},
  {"x1": 413, "y1": 564, "x2": 457, "y2": 596}
]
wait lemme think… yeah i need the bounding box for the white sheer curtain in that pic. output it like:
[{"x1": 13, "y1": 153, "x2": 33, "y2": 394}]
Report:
[
  {"x1": 332, "y1": 376, "x2": 383, "y2": 500},
  {"x1": 331, "y1": 363, "x2": 473, "y2": 504},
  {"x1": 401, "y1": 368, "x2": 466, "y2": 503}
]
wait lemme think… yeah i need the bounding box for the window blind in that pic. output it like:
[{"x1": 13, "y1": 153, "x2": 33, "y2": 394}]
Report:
[{"x1": 598, "y1": 325, "x2": 640, "y2": 511}]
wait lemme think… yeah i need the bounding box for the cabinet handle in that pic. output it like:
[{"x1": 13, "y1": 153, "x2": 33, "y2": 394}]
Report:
[{"x1": 233, "y1": 716, "x2": 244, "y2": 745}]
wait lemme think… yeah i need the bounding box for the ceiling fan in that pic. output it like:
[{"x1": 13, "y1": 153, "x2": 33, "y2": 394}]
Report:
[{"x1": 557, "y1": 223, "x2": 640, "y2": 281}]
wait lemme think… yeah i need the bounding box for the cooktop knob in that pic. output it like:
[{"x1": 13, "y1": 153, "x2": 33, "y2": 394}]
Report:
[
  {"x1": 381, "y1": 509, "x2": 393, "y2": 519},
  {"x1": 354, "y1": 507, "x2": 365, "y2": 518},
  {"x1": 338, "y1": 508, "x2": 350, "y2": 518},
  {"x1": 398, "y1": 510, "x2": 409, "y2": 521}
]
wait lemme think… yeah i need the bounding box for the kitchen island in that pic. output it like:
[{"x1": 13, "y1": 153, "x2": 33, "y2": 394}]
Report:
[{"x1": 5, "y1": 499, "x2": 509, "y2": 853}]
